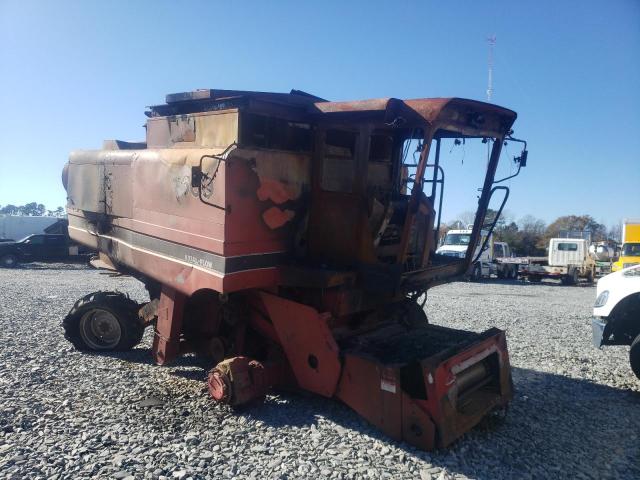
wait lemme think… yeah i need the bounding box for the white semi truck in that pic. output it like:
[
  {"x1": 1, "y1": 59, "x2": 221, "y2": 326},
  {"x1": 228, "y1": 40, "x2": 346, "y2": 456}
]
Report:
[
  {"x1": 436, "y1": 228, "x2": 518, "y2": 281},
  {"x1": 521, "y1": 238, "x2": 596, "y2": 285}
]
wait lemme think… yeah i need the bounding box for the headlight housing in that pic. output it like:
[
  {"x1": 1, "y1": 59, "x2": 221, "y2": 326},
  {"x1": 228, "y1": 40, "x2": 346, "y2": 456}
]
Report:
[{"x1": 594, "y1": 290, "x2": 609, "y2": 308}]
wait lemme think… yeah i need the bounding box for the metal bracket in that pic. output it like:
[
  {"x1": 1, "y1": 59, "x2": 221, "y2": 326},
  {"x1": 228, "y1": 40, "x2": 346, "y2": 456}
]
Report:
[
  {"x1": 191, "y1": 142, "x2": 237, "y2": 211},
  {"x1": 493, "y1": 136, "x2": 528, "y2": 184}
]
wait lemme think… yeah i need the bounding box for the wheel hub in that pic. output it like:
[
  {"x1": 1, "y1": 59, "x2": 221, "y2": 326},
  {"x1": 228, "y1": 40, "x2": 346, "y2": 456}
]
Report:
[{"x1": 80, "y1": 309, "x2": 122, "y2": 350}]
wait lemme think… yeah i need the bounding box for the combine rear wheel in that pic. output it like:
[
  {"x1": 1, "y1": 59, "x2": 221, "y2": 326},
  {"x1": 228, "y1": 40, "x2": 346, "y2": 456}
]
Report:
[{"x1": 63, "y1": 291, "x2": 144, "y2": 351}]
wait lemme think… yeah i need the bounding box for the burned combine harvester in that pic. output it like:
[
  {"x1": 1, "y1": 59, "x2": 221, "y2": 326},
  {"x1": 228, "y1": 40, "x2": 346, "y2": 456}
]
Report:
[{"x1": 62, "y1": 89, "x2": 528, "y2": 450}]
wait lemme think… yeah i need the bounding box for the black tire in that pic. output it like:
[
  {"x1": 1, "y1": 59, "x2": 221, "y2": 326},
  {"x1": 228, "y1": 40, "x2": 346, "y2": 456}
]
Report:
[
  {"x1": 562, "y1": 269, "x2": 578, "y2": 286},
  {"x1": 630, "y1": 335, "x2": 640, "y2": 380},
  {"x1": 0, "y1": 254, "x2": 19, "y2": 268},
  {"x1": 510, "y1": 266, "x2": 518, "y2": 280},
  {"x1": 471, "y1": 263, "x2": 482, "y2": 282},
  {"x1": 528, "y1": 275, "x2": 541, "y2": 283},
  {"x1": 63, "y1": 291, "x2": 144, "y2": 351},
  {"x1": 497, "y1": 269, "x2": 505, "y2": 279}
]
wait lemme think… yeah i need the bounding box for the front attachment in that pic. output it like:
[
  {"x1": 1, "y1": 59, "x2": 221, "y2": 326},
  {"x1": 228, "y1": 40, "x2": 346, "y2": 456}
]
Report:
[{"x1": 335, "y1": 324, "x2": 512, "y2": 449}]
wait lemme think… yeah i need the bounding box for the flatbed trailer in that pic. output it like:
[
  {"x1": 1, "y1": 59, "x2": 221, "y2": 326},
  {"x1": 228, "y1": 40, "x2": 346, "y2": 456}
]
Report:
[{"x1": 520, "y1": 239, "x2": 595, "y2": 285}]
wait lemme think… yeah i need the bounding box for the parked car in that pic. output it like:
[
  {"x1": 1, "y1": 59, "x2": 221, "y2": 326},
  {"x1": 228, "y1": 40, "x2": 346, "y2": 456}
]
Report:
[
  {"x1": 592, "y1": 264, "x2": 640, "y2": 379},
  {"x1": 0, "y1": 234, "x2": 91, "y2": 268}
]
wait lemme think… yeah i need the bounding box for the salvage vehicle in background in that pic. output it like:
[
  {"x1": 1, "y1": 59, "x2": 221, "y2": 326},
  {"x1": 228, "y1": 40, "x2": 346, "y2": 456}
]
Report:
[
  {"x1": 436, "y1": 228, "x2": 519, "y2": 281},
  {"x1": 521, "y1": 238, "x2": 596, "y2": 285},
  {"x1": 612, "y1": 219, "x2": 640, "y2": 272},
  {"x1": 0, "y1": 234, "x2": 90, "y2": 268},
  {"x1": 592, "y1": 264, "x2": 640, "y2": 379},
  {"x1": 0, "y1": 214, "x2": 62, "y2": 242},
  {"x1": 589, "y1": 241, "x2": 616, "y2": 277}
]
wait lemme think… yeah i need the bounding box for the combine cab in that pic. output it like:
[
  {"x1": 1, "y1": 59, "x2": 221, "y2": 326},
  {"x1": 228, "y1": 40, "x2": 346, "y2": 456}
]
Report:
[{"x1": 62, "y1": 89, "x2": 527, "y2": 449}]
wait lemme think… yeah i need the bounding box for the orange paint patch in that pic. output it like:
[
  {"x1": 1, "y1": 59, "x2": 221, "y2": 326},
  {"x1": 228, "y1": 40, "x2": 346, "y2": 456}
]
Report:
[
  {"x1": 262, "y1": 207, "x2": 295, "y2": 229},
  {"x1": 257, "y1": 178, "x2": 296, "y2": 204}
]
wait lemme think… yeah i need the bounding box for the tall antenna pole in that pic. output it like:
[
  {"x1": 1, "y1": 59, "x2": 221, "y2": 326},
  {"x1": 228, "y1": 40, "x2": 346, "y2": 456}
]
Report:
[
  {"x1": 486, "y1": 35, "x2": 496, "y2": 165},
  {"x1": 487, "y1": 35, "x2": 496, "y2": 102}
]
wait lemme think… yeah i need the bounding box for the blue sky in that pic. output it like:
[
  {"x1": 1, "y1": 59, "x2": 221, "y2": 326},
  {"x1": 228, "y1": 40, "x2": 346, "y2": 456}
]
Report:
[{"x1": 0, "y1": 0, "x2": 638, "y2": 229}]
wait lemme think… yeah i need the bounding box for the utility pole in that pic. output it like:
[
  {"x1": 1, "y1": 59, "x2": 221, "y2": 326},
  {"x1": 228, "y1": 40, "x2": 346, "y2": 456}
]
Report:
[
  {"x1": 486, "y1": 35, "x2": 496, "y2": 164},
  {"x1": 487, "y1": 35, "x2": 496, "y2": 102}
]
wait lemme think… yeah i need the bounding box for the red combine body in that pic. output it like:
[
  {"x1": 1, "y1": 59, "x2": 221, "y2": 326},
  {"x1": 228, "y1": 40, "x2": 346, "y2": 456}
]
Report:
[{"x1": 61, "y1": 89, "x2": 527, "y2": 450}]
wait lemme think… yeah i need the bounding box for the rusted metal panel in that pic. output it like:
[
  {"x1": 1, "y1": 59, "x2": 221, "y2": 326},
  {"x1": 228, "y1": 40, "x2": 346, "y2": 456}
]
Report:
[
  {"x1": 66, "y1": 161, "x2": 105, "y2": 214},
  {"x1": 313, "y1": 97, "x2": 517, "y2": 138},
  {"x1": 152, "y1": 286, "x2": 186, "y2": 365},
  {"x1": 224, "y1": 149, "x2": 310, "y2": 249},
  {"x1": 335, "y1": 355, "x2": 404, "y2": 441},
  {"x1": 146, "y1": 110, "x2": 239, "y2": 148},
  {"x1": 259, "y1": 292, "x2": 341, "y2": 397}
]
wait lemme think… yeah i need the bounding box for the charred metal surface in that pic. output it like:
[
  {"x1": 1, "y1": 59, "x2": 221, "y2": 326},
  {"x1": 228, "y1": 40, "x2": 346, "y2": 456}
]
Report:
[{"x1": 63, "y1": 88, "x2": 524, "y2": 451}]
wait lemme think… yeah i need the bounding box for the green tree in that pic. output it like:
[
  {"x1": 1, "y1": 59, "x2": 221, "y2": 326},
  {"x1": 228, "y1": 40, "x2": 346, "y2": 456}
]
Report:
[
  {"x1": 494, "y1": 222, "x2": 521, "y2": 251},
  {"x1": 0, "y1": 204, "x2": 20, "y2": 215},
  {"x1": 545, "y1": 214, "x2": 606, "y2": 243},
  {"x1": 20, "y1": 202, "x2": 46, "y2": 216}
]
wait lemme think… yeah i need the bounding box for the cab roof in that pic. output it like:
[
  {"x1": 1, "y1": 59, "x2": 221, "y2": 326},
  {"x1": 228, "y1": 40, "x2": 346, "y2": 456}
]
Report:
[{"x1": 146, "y1": 89, "x2": 517, "y2": 138}]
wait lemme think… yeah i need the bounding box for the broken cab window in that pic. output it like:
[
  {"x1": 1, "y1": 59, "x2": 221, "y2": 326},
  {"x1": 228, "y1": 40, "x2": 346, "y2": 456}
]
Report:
[
  {"x1": 321, "y1": 129, "x2": 358, "y2": 193},
  {"x1": 367, "y1": 134, "x2": 393, "y2": 193},
  {"x1": 240, "y1": 113, "x2": 313, "y2": 152},
  {"x1": 369, "y1": 134, "x2": 393, "y2": 162}
]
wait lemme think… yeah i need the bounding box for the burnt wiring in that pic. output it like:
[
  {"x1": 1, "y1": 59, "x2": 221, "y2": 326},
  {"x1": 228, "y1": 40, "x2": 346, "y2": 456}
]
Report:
[
  {"x1": 200, "y1": 142, "x2": 238, "y2": 189},
  {"x1": 450, "y1": 138, "x2": 465, "y2": 165},
  {"x1": 492, "y1": 137, "x2": 527, "y2": 184},
  {"x1": 401, "y1": 128, "x2": 417, "y2": 166}
]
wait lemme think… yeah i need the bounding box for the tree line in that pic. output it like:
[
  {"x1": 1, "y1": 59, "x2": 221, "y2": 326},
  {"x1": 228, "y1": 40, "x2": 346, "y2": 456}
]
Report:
[
  {"x1": 444, "y1": 212, "x2": 620, "y2": 256},
  {"x1": 0, "y1": 203, "x2": 65, "y2": 217}
]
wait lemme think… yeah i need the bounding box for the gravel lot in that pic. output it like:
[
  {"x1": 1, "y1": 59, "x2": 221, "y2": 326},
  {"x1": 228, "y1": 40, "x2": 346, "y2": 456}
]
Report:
[{"x1": 1, "y1": 264, "x2": 638, "y2": 480}]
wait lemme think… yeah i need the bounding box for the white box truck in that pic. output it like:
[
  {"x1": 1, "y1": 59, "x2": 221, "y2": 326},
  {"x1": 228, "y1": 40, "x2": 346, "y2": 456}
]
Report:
[{"x1": 522, "y1": 238, "x2": 596, "y2": 285}]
